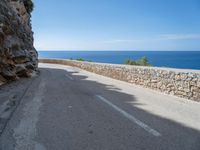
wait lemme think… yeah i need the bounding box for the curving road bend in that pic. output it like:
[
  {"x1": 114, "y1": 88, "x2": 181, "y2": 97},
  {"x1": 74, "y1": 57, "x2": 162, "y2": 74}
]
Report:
[{"x1": 0, "y1": 63, "x2": 200, "y2": 150}]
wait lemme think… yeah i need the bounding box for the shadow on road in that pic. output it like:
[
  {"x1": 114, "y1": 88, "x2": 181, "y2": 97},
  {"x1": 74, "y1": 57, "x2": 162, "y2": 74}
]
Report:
[
  {"x1": 1, "y1": 66, "x2": 200, "y2": 150},
  {"x1": 38, "y1": 67, "x2": 200, "y2": 150}
]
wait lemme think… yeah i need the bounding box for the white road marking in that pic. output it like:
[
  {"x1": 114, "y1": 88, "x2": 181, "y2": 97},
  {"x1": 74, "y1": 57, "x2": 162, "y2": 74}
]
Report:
[
  {"x1": 96, "y1": 95, "x2": 161, "y2": 137},
  {"x1": 65, "y1": 74, "x2": 74, "y2": 80}
]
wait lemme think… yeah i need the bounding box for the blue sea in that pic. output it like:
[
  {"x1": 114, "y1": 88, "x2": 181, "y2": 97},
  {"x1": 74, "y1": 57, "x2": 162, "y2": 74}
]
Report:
[{"x1": 38, "y1": 51, "x2": 200, "y2": 70}]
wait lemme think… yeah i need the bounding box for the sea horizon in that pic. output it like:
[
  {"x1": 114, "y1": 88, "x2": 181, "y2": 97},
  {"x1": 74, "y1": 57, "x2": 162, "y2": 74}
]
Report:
[{"x1": 38, "y1": 51, "x2": 200, "y2": 70}]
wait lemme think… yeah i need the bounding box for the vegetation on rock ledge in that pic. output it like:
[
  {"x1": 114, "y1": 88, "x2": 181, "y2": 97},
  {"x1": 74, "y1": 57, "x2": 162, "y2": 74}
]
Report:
[{"x1": 23, "y1": 0, "x2": 34, "y2": 14}]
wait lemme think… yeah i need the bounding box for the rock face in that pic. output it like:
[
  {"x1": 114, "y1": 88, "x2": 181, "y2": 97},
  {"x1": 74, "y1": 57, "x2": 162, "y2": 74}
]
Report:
[{"x1": 0, "y1": 0, "x2": 38, "y2": 85}]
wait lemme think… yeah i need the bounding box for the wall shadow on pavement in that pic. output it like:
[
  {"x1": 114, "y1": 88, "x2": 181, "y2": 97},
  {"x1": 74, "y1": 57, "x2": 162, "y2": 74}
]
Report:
[{"x1": 40, "y1": 67, "x2": 200, "y2": 150}]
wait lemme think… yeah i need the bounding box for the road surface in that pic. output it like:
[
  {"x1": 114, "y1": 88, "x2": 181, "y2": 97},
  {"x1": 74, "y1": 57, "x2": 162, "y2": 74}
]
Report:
[{"x1": 0, "y1": 63, "x2": 200, "y2": 150}]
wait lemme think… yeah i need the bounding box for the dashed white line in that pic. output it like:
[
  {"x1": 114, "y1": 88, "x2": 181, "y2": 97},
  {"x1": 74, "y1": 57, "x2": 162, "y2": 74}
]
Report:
[
  {"x1": 65, "y1": 74, "x2": 74, "y2": 80},
  {"x1": 96, "y1": 95, "x2": 161, "y2": 137}
]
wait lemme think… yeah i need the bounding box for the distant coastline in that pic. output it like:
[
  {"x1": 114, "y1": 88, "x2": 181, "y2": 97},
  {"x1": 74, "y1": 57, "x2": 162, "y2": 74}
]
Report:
[{"x1": 38, "y1": 51, "x2": 200, "y2": 70}]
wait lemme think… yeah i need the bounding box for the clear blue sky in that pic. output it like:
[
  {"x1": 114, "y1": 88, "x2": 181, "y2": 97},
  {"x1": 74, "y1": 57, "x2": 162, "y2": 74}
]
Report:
[{"x1": 32, "y1": 0, "x2": 200, "y2": 50}]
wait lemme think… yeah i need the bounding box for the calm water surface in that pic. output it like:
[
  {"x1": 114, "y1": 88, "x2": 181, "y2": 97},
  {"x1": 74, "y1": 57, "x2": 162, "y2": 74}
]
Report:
[{"x1": 38, "y1": 51, "x2": 200, "y2": 70}]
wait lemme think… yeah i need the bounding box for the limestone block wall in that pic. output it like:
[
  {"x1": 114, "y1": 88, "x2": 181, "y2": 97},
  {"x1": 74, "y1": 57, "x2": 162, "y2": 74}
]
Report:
[{"x1": 39, "y1": 59, "x2": 200, "y2": 102}]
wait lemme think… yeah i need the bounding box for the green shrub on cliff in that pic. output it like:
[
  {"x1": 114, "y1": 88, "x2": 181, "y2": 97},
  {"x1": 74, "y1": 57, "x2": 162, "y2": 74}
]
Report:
[
  {"x1": 124, "y1": 57, "x2": 152, "y2": 66},
  {"x1": 23, "y1": 0, "x2": 34, "y2": 14}
]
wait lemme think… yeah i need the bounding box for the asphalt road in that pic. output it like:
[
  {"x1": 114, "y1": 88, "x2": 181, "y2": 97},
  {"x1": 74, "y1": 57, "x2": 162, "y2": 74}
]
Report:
[{"x1": 0, "y1": 63, "x2": 200, "y2": 150}]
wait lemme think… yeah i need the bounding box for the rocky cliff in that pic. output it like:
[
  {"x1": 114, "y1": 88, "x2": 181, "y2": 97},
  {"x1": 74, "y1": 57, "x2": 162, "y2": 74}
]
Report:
[{"x1": 0, "y1": 0, "x2": 38, "y2": 85}]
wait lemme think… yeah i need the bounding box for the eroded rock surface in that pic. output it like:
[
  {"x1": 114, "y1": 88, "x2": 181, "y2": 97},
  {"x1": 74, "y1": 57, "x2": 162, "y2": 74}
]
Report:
[{"x1": 0, "y1": 0, "x2": 38, "y2": 85}]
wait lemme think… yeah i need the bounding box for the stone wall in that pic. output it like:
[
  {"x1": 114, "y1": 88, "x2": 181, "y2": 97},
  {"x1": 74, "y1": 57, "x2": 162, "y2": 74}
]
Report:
[
  {"x1": 0, "y1": 0, "x2": 38, "y2": 85},
  {"x1": 40, "y1": 59, "x2": 200, "y2": 102}
]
